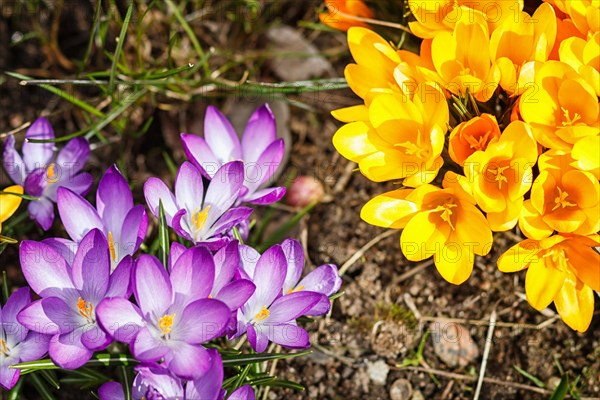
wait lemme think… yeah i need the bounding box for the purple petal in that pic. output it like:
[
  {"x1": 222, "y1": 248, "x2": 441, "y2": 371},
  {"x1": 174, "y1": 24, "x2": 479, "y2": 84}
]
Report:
[
  {"x1": 185, "y1": 348, "x2": 223, "y2": 400},
  {"x1": 239, "y1": 244, "x2": 260, "y2": 279},
  {"x1": 17, "y1": 331, "x2": 51, "y2": 361},
  {"x1": 57, "y1": 187, "x2": 103, "y2": 242},
  {"x1": 0, "y1": 356, "x2": 20, "y2": 390},
  {"x1": 229, "y1": 385, "x2": 256, "y2": 400},
  {"x1": 3, "y1": 135, "x2": 25, "y2": 184},
  {"x1": 171, "y1": 209, "x2": 194, "y2": 242},
  {"x1": 41, "y1": 237, "x2": 77, "y2": 266},
  {"x1": 175, "y1": 162, "x2": 204, "y2": 215},
  {"x1": 96, "y1": 298, "x2": 144, "y2": 344},
  {"x1": 168, "y1": 242, "x2": 187, "y2": 272},
  {"x1": 267, "y1": 291, "x2": 323, "y2": 323},
  {"x1": 131, "y1": 327, "x2": 169, "y2": 362},
  {"x1": 143, "y1": 178, "x2": 178, "y2": 224},
  {"x1": 165, "y1": 342, "x2": 212, "y2": 380},
  {"x1": 305, "y1": 296, "x2": 332, "y2": 317},
  {"x1": 297, "y1": 264, "x2": 342, "y2": 296},
  {"x1": 81, "y1": 324, "x2": 111, "y2": 351},
  {"x1": 174, "y1": 299, "x2": 230, "y2": 343},
  {"x1": 23, "y1": 117, "x2": 54, "y2": 173},
  {"x1": 215, "y1": 279, "x2": 255, "y2": 311},
  {"x1": 106, "y1": 256, "x2": 133, "y2": 298},
  {"x1": 204, "y1": 106, "x2": 241, "y2": 162},
  {"x1": 181, "y1": 133, "x2": 219, "y2": 178},
  {"x1": 252, "y1": 245, "x2": 287, "y2": 308},
  {"x1": 24, "y1": 168, "x2": 47, "y2": 197},
  {"x1": 170, "y1": 246, "x2": 215, "y2": 304},
  {"x1": 133, "y1": 255, "x2": 172, "y2": 317},
  {"x1": 203, "y1": 161, "x2": 245, "y2": 224},
  {"x1": 243, "y1": 139, "x2": 284, "y2": 194},
  {"x1": 242, "y1": 104, "x2": 276, "y2": 163},
  {"x1": 27, "y1": 197, "x2": 55, "y2": 230},
  {"x1": 267, "y1": 323, "x2": 310, "y2": 349},
  {"x1": 119, "y1": 205, "x2": 148, "y2": 258},
  {"x1": 247, "y1": 324, "x2": 269, "y2": 353},
  {"x1": 133, "y1": 366, "x2": 184, "y2": 399},
  {"x1": 281, "y1": 239, "x2": 304, "y2": 293},
  {"x1": 49, "y1": 328, "x2": 93, "y2": 369},
  {"x1": 99, "y1": 381, "x2": 125, "y2": 400},
  {"x1": 71, "y1": 229, "x2": 110, "y2": 301},
  {"x1": 19, "y1": 240, "x2": 74, "y2": 297},
  {"x1": 241, "y1": 186, "x2": 286, "y2": 205},
  {"x1": 55, "y1": 137, "x2": 90, "y2": 175},
  {"x1": 18, "y1": 297, "x2": 78, "y2": 335},
  {"x1": 206, "y1": 207, "x2": 253, "y2": 238},
  {"x1": 97, "y1": 165, "x2": 133, "y2": 235},
  {"x1": 1, "y1": 288, "x2": 31, "y2": 328},
  {"x1": 50, "y1": 172, "x2": 93, "y2": 200},
  {"x1": 213, "y1": 241, "x2": 241, "y2": 294}
]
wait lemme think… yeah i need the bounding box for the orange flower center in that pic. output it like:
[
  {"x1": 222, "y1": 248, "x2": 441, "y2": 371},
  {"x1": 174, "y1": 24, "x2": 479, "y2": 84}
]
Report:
[
  {"x1": 561, "y1": 107, "x2": 582, "y2": 127},
  {"x1": 0, "y1": 337, "x2": 8, "y2": 356},
  {"x1": 158, "y1": 313, "x2": 176, "y2": 336},
  {"x1": 433, "y1": 201, "x2": 458, "y2": 231},
  {"x1": 551, "y1": 187, "x2": 577, "y2": 211},
  {"x1": 46, "y1": 163, "x2": 59, "y2": 184},
  {"x1": 254, "y1": 306, "x2": 270, "y2": 321},
  {"x1": 107, "y1": 231, "x2": 116, "y2": 262},
  {"x1": 286, "y1": 285, "x2": 305, "y2": 294},
  {"x1": 77, "y1": 297, "x2": 94, "y2": 321},
  {"x1": 541, "y1": 247, "x2": 569, "y2": 272},
  {"x1": 487, "y1": 165, "x2": 511, "y2": 189},
  {"x1": 191, "y1": 206, "x2": 211, "y2": 232},
  {"x1": 465, "y1": 130, "x2": 492, "y2": 151},
  {"x1": 395, "y1": 132, "x2": 430, "y2": 159}
]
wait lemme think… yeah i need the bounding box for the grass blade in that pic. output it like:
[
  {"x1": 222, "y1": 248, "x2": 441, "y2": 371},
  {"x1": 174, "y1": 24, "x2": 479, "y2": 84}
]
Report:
[
  {"x1": 222, "y1": 350, "x2": 311, "y2": 367},
  {"x1": 549, "y1": 375, "x2": 569, "y2": 400},
  {"x1": 11, "y1": 354, "x2": 138, "y2": 373},
  {"x1": 109, "y1": 1, "x2": 134, "y2": 93},
  {"x1": 30, "y1": 373, "x2": 56, "y2": 400},
  {"x1": 513, "y1": 365, "x2": 545, "y2": 388},
  {"x1": 158, "y1": 200, "x2": 169, "y2": 269},
  {"x1": 257, "y1": 201, "x2": 317, "y2": 252}
]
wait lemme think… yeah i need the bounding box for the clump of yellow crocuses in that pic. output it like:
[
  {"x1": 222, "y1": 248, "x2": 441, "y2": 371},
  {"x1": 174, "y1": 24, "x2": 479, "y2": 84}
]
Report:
[{"x1": 332, "y1": 1, "x2": 600, "y2": 332}]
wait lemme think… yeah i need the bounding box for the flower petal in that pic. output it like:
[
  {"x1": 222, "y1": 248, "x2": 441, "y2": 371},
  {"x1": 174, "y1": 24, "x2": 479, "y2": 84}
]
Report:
[
  {"x1": 204, "y1": 161, "x2": 245, "y2": 224},
  {"x1": 204, "y1": 106, "x2": 242, "y2": 162},
  {"x1": 96, "y1": 165, "x2": 133, "y2": 236},
  {"x1": 119, "y1": 205, "x2": 148, "y2": 259},
  {"x1": 3, "y1": 135, "x2": 25, "y2": 184},
  {"x1": 19, "y1": 240, "x2": 74, "y2": 297},
  {"x1": 241, "y1": 104, "x2": 277, "y2": 163},
  {"x1": 212, "y1": 240, "x2": 240, "y2": 293},
  {"x1": 247, "y1": 324, "x2": 269, "y2": 353},
  {"x1": 23, "y1": 117, "x2": 54, "y2": 173},
  {"x1": 17, "y1": 331, "x2": 51, "y2": 361},
  {"x1": 525, "y1": 256, "x2": 565, "y2": 311},
  {"x1": 243, "y1": 139, "x2": 284, "y2": 194},
  {"x1": 296, "y1": 264, "x2": 342, "y2": 296},
  {"x1": 181, "y1": 133, "x2": 219, "y2": 178},
  {"x1": 133, "y1": 255, "x2": 173, "y2": 317},
  {"x1": 143, "y1": 178, "x2": 178, "y2": 224},
  {"x1": 252, "y1": 245, "x2": 287, "y2": 308},
  {"x1": 98, "y1": 382, "x2": 125, "y2": 400},
  {"x1": 80, "y1": 324, "x2": 111, "y2": 351},
  {"x1": 554, "y1": 274, "x2": 594, "y2": 332},
  {"x1": 185, "y1": 348, "x2": 223, "y2": 400},
  {"x1": 267, "y1": 291, "x2": 323, "y2": 323},
  {"x1": 229, "y1": 385, "x2": 256, "y2": 400},
  {"x1": 71, "y1": 229, "x2": 110, "y2": 301},
  {"x1": 17, "y1": 297, "x2": 78, "y2": 335},
  {"x1": 216, "y1": 279, "x2": 256, "y2": 311},
  {"x1": 55, "y1": 137, "x2": 90, "y2": 175},
  {"x1": 433, "y1": 242, "x2": 474, "y2": 285},
  {"x1": 57, "y1": 187, "x2": 103, "y2": 242},
  {"x1": 106, "y1": 256, "x2": 134, "y2": 298},
  {"x1": 205, "y1": 207, "x2": 253, "y2": 238},
  {"x1": 131, "y1": 327, "x2": 169, "y2": 362},
  {"x1": 266, "y1": 323, "x2": 310, "y2": 349},
  {"x1": 96, "y1": 298, "x2": 143, "y2": 344},
  {"x1": 170, "y1": 246, "x2": 215, "y2": 304},
  {"x1": 165, "y1": 342, "x2": 212, "y2": 380},
  {"x1": 281, "y1": 239, "x2": 304, "y2": 293},
  {"x1": 49, "y1": 328, "x2": 94, "y2": 369},
  {"x1": 174, "y1": 299, "x2": 230, "y2": 343}
]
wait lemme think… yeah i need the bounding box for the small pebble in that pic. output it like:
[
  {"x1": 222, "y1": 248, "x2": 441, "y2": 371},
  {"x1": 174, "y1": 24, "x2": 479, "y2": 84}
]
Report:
[
  {"x1": 390, "y1": 378, "x2": 413, "y2": 400},
  {"x1": 366, "y1": 359, "x2": 389, "y2": 385}
]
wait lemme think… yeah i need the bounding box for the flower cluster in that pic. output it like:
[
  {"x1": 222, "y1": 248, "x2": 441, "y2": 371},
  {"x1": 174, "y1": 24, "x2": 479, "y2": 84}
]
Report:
[
  {"x1": 0, "y1": 106, "x2": 341, "y2": 396},
  {"x1": 332, "y1": 2, "x2": 599, "y2": 331}
]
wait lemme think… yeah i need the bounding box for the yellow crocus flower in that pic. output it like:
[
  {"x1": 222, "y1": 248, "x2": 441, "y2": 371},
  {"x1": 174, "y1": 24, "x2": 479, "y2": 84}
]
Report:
[
  {"x1": 361, "y1": 173, "x2": 492, "y2": 285},
  {"x1": 0, "y1": 185, "x2": 24, "y2": 235},
  {"x1": 498, "y1": 234, "x2": 599, "y2": 332},
  {"x1": 559, "y1": 32, "x2": 600, "y2": 96},
  {"x1": 462, "y1": 121, "x2": 539, "y2": 231},
  {"x1": 332, "y1": 83, "x2": 448, "y2": 186}
]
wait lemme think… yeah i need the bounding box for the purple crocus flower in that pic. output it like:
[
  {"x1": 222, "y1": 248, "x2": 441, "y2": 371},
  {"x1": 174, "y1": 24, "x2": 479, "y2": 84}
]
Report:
[
  {"x1": 169, "y1": 241, "x2": 255, "y2": 312},
  {"x1": 17, "y1": 229, "x2": 132, "y2": 369},
  {"x1": 57, "y1": 165, "x2": 148, "y2": 270},
  {"x1": 281, "y1": 239, "x2": 341, "y2": 316},
  {"x1": 229, "y1": 385, "x2": 256, "y2": 400},
  {"x1": 0, "y1": 287, "x2": 50, "y2": 390},
  {"x1": 96, "y1": 252, "x2": 230, "y2": 379},
  {"x1": 235, "y1": 244, "x2": 326, "y2": 352},
  {"x1": 99, "y1": 349, "x2": 225, "y2": 400},
  {"x1": 3, "y1": 117, "x2": 92, "y2": 230},
  {"x1": 144, "y1": 161, "x2": 252, "y2": 249},
  {"x1": 181, "y1": 105, "x2": 286, "y2": 205}
]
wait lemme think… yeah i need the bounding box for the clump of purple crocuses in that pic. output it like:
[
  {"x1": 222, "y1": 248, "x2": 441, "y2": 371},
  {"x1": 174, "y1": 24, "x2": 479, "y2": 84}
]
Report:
[{"x1": 3, "y1": 106, "x2": 340, "y2": 397}]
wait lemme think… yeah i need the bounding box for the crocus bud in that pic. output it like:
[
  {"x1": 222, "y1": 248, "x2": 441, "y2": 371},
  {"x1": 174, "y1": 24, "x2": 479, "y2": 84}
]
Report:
[{"x1": 286, "y1": 176, "x2": 324, "y2": 208}]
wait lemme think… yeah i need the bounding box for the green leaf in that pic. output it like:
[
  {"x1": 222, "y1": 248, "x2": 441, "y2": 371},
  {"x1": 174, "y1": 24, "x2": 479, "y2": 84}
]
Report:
[
  {"x1": 109, "y1": 1, "x2": 134, "y2": 93},
  {"x1": 11, "y1": 354, "x2": 138, "y2": 373},
  {"x1": 158, "y1": 200, "x2": 170, "y2": 269},
  {"x1": 513, "y1": 365, "x2": 545, "y2": 388},
  {"x1": 549, "y1": 375, "x2": 569, "y2": 400},
  {"x1": 2, "y1": 270, "x2": 9, "y2": 302},
  {"x1": 40, "y1": 370, "x2": 60, "y2": 390},
  {"x1": 222, "y1": 350, "x2": 311, "y2": 367},
  {"x1": 0, "y1": 190, "x2": 40, "y2": 201},
  {"x1": 8, "y1": 376, "x2": 24, "y2": 400},
  {"x1": 265, "y1": 379, "x2": 305, "y2": 391},
  {"x1": 30, "y1": 373, "x2": 56, "y2": 400}
]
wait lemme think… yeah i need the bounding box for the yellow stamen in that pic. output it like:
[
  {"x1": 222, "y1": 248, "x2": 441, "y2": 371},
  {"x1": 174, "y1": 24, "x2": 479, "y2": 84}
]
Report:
[
  {"x1": 0, "y1": 338, "x2": 7, "y2": 355},
  {"x1": 465, "y1": 130, "x2": 492, "y2": 151},
  {"x1": 254, "y1": 306, "x2": 270, "y2": 321},
  {"x1": 487, "y1": 165, "x2": 510, "y2": 189},
  {"x1": 395, "y1": 133, "x2": 429, "y2": 159},
  {"x1": 46, "y1": 163, "x2": 59, "y2": 184},
  {"x1": 191, "y1": 206, "x2": 211, "y2": 232},
  {"x1": 158, "y1": 313, "x2": 176, "y2": 336},
  {"x1": 286, "y1": 285, "x2": 305, "y2": 294},
  {"x1": 433, "y1": 202, "x2": 458, "y2": 231},
  {"x1": 77, "y1": 297, "x2": 94, "y2": 320},
  {"x1": 561, "y1": 107, "x2": 582, "y2": 126},
  {"x1": 552, "y1": 187, "x2": 577, "y2": 211},
  {"x1": 107, "y1": 231, "x2": 116, "y2": 262}
]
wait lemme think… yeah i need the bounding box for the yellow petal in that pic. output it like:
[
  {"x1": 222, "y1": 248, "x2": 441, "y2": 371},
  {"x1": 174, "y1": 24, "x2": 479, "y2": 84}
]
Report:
[
  {"x1": 565, "y1": 241, "x2": 600, "y2": 291},
  {"x1": 361, "y1": 190, "x2": 418, "y2": 229},
  {"x1": 0, "y1": 185, "x2": 24, "y2": 224},
  {"x1": 455, "y1": 208, "x2": 493, "y2": 256},
  {"x1": 331, "y1": 105, "x2": 369, "y2": 123},
  {"x1": 332, "y1": 121, "x2": 380, "y2": 162},
  {"x1": 401, "y1": 211, "x2": 450, "y2": 262},
  {"x1": 487, "y1": 197, "x2": 523, "y2": 232},
  {"x1": 553, "y1": 273, "x2": 594, "y2": 332},
  {"x1": 572, "y1": 136, "x2": 600, "y2": 179},
  {"x1": 525, "y1": 255, "x2": 565, "y2": 311},
  {"x1": 497, "y1": 239, "x2": 539, "y2": 273},
  {"x1": 433, "y1": 241, "x2": 474, "y2": 285},
  {"x1": 518, "y1": 200, "x2": 553, "y2": 240}
]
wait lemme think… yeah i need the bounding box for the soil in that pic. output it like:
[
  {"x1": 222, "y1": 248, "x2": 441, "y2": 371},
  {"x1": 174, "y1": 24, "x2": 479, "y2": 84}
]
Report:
[{"x1": 1, "y1": 1, "x2": 599, "y2": 399}]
